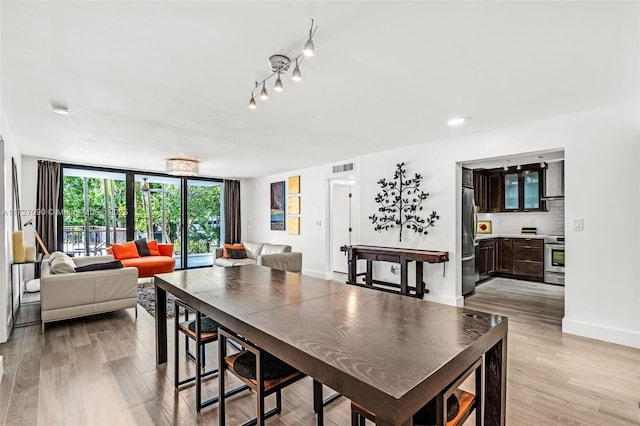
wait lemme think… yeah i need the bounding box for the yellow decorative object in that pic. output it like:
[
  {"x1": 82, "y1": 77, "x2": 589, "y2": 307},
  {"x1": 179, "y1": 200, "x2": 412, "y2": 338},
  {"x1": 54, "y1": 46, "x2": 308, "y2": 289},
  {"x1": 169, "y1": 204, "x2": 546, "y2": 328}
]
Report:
[
  {"x1": 477, "y1": 220, "x2": 492, "y2": 234},
  {"x1": 287, "y1": 217, "x2": 300, "y2": 235},
  {"x1": 12, "y1": 231, "x2": 25, "y2": 263},
  {"x1": 24, "y1": 246, "x2": 36, "y2": 262},
  {"x1": 288, "y1": 196, "x2": 300, "y2": 214},
  {"x1": 288, "y1": 176, "x2": 300, "y2": 194}
]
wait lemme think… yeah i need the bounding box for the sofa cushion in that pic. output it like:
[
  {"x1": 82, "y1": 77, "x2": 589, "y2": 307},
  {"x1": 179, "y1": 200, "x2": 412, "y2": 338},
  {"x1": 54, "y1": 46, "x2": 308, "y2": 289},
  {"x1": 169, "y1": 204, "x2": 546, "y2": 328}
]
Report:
[
  {"x1": 120, "y1": 256, "x2": 176, "y2": 278},
  {"x1": 214, "y1": 258, "x2": 256, "y2": 267},
  {"x1": 110, "y1": 241, "x2": 140, "y2": 260},
  {"x1": 135, "y1": 239, "x2": 151, "y2": 256},
  {"x1": 75, "y1": 260, "x2": 123, "y2": 272},
  {"x1": 242, "y1": 242, "x2": 264, "y2": 259},
  {"x1": 147, "y1": 240, "x2": 161, "y2": 256},
  {"x1": 49, "y1": 251, "x2": 76, "y2": 274},
  {"x1": 226, "y1": 248, "x2": 247, "y2": 259},
  {"x1": 260, "y1": 244, "x2": 291, "y2": 255},
  {"x1": 223, "y1": 243, "x2": 244, "y2": 258},
  {"x1": 158, "y1": 243, "x2": 174, "y2": 257}
]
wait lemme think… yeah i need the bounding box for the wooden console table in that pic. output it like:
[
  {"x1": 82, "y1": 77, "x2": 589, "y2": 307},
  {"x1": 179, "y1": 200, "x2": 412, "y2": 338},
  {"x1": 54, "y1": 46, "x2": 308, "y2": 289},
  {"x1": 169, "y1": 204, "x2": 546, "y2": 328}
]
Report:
[{"x1": 340, "y1": 245, "x2": 449, "y2": 298}]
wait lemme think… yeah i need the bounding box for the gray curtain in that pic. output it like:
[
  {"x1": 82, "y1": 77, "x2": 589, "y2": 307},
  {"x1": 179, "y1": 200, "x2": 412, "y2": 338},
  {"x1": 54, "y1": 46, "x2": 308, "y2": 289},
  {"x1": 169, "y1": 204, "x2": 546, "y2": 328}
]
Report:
[
  {"x1": 36, "y1": 160, "x2": 61, "y2": 253},
  {"x1": 224, "y1": 180, "x2": 241, "y2": 244}
]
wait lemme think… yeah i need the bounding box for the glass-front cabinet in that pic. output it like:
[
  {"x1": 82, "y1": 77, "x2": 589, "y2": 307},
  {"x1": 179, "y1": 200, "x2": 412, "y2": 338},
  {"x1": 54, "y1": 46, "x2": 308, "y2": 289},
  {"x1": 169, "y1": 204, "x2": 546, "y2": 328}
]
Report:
[{"x1": 475, "y1": 164, "x2": 545, "y2": 212}]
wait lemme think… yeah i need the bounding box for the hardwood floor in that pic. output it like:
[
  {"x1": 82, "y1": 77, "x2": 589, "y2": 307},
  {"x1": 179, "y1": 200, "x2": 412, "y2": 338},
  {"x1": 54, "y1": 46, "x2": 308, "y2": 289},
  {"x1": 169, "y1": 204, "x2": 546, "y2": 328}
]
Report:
[{"x1": 0, "y1": 277, "x2": 638, "y2": 425}]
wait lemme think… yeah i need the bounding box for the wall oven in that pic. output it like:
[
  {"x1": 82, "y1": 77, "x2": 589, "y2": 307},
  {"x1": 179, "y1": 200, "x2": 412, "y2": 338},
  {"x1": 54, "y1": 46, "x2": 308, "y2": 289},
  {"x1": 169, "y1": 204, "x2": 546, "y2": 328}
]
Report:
[{"x1": 544, "y1": 236, "x2": 565, "y2": 285}]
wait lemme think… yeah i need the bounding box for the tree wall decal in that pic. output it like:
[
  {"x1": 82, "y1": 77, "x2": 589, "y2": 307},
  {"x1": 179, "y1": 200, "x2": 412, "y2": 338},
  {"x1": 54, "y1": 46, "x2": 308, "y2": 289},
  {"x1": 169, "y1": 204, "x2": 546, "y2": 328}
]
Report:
[{"x1": 368, "y1": 162, "x2": 439, "y2": 242}]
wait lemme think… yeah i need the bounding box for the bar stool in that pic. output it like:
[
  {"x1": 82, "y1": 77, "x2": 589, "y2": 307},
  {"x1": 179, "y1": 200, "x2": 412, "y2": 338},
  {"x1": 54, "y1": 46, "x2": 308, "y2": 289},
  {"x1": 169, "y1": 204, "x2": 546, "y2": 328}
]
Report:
[
  {"x1": 174, "y1": 300, "x2": 248, "y2": 411},
  {"x1": 218, "y1": 328, "x2": 307, "y2": 426},
  {"x1": 351, "y1": 357, "x2": 483, "y2": 426}
]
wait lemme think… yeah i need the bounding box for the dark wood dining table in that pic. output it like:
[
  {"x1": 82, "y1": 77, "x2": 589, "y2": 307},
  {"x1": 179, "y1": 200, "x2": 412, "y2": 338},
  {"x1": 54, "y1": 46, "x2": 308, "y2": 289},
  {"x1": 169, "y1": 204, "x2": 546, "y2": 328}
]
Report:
[{"x1": 154, "y1": 265, "x2": 507, "y2": 426}]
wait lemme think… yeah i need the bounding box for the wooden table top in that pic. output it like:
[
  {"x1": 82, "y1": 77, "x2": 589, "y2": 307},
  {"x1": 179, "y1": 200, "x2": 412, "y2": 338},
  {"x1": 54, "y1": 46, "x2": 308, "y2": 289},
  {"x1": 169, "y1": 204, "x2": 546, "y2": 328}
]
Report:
[
  {"x1": 342, "y1": 245, "x2": 450, "y2": 263},
  {"x1": 155, "y1": 265, "x2": 506, "y2": 423}
]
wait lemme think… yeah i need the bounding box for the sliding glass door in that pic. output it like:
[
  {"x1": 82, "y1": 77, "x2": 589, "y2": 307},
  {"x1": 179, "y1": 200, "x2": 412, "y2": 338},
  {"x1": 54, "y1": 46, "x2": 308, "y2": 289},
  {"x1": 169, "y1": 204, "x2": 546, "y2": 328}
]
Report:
[
  {"x1": 186, "y1": 179, "x2": 223, "y2": 268},
  {"x1": 62, "y1": 168, "x2": 127, "y2": 256},
  {"x1": 134, "y1": 175, "x2": 182, "y2": 265},
  {"x1": 61, "y1": 165, "x2": 223, "y2": 269}
]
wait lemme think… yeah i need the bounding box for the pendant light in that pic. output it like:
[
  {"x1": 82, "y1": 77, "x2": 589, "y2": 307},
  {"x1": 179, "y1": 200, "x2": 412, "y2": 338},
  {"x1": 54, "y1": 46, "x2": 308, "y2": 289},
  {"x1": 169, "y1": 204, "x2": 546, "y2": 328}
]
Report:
[
  {"x1": 303, "y1": 19, "x2": 316, "y2": 57},
  {"x1": 248, "y1": 93, "x2": 257, "y2": 109},
  {"x1": 274, "y1": 72, "x2": 284, "y2": 92},
  {"x1": 291, "y1": 59, "x2": 302, "y2": 82},
  {"x1": 260, "y1": 82, "x2": 269, "y2": 100}
]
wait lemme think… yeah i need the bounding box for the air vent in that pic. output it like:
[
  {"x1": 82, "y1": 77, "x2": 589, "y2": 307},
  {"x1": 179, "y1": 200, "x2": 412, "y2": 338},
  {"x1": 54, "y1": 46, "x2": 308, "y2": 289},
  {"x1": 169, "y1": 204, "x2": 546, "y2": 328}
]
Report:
[{"x1": 333, "y1": 163, "x2": 354, "y2": 174}]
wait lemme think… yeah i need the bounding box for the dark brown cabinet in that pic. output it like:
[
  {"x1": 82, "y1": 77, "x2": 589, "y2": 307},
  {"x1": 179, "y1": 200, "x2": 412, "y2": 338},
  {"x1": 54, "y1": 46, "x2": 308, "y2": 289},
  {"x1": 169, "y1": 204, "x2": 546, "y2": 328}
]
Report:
[
  {"x1": 512, "y1": 238, "x2": 544, "y2": 279},
  {"x1": 496, "y1": 238, "x2": 513, "y2": 273},
  {"x1": 473, "y1": 164, "x2": 545, "y2": 213},
  {"x1": 478, "y1": 239, "x2": 496, "y2": 280}
]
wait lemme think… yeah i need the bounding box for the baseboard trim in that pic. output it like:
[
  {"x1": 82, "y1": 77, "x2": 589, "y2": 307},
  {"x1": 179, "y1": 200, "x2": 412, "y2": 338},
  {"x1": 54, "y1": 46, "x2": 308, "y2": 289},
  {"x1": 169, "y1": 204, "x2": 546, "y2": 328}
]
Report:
[
  {"x1": 423, "y1": 294, "x2": 460, "y2": 307},
  {"x1": 302, "y1": 269, "x2": 329, "y2": 280},
  {"x1": 562, "y1": 317, "x2": 640, "y2": 349}
]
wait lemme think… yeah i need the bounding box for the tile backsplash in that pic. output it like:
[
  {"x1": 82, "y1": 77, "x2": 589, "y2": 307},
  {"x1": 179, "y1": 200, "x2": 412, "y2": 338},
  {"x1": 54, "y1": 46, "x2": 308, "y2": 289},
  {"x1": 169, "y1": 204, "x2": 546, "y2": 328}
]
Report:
[{"x1": 478, "y1": 198, "x2": 565, "y2": 236}]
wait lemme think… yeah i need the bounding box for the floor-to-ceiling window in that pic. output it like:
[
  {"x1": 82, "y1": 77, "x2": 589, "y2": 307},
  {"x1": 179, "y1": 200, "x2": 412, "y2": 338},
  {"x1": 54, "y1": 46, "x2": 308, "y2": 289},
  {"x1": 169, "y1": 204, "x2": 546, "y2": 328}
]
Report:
[
  {"x1": 60, "y1": 165, "x2": 223, "y2": 269},
  {"x1": 186, "y1": 179, "x2": 223, "y2": 268},
  {"x1": 134, "y1": 174, "x2": 182, "y2": 263},
  {"x1": 62, "y1": 168, "x2": 127, "y2": 256}
]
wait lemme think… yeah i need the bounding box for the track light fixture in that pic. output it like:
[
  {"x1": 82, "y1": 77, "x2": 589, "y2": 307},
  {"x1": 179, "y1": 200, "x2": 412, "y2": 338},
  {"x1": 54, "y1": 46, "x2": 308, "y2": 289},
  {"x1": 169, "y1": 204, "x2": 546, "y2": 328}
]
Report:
[{"x1": 248, "y1": 19, "x2": 317, "y2": 109}]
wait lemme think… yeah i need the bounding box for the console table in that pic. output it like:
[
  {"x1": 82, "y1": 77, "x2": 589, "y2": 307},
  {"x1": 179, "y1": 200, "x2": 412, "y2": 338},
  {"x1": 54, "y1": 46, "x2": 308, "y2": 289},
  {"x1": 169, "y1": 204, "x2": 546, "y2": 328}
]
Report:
[
  {"x1": 340, "y1": 245, "x2": 449, "y2": 298},
  {"x1": 154, "y1": 265, "x2": 507, "y2": 425},
  {"x1": 10, "y1": 253, "x2": 43, "y2": 329}
]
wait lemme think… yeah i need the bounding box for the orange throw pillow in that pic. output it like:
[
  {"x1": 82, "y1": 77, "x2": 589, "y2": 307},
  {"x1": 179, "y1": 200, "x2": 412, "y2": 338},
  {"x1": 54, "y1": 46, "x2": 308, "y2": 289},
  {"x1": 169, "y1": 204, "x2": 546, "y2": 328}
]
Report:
[
  {"x1": 223, "y1": 243, "x2": 244, "y2": 258},
  {"x1": 110, "y1": 241, "x2": 140, "y2": 260},
  {"x1": 147, "y1": 240, "x2": 161, "y2": 256}
]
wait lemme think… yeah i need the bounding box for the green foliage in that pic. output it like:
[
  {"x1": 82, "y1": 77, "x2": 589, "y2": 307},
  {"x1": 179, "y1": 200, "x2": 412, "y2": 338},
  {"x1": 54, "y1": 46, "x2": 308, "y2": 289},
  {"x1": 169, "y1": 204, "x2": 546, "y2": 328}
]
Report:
[{"x1": 63, "y1": 175, "x2": 222, "y2": 255}]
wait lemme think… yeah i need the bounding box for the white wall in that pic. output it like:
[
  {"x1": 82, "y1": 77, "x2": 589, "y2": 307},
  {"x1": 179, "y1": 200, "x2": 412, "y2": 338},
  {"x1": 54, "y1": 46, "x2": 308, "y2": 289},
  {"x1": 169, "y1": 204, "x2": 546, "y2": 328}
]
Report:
[
  {"x1": 244, "y1": 101, "x2": 640, "y2": 348},
  {"x1": 0, "y1": 104, "x2": 23, "y2": 343}
]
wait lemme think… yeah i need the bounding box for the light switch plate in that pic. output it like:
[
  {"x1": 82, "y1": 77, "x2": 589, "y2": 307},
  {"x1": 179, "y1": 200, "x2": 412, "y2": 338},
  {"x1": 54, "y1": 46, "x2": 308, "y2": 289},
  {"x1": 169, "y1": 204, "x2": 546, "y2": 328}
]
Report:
[{"x1": 572, "y1": 218, "x2": 584, "y2": 231}]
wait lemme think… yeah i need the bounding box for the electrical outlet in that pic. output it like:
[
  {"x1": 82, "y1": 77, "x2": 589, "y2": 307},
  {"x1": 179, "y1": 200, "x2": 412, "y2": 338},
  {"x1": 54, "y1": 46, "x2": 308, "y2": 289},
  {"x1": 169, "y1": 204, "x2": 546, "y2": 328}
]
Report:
[{"x1": 572, "y1": 218, "x2": 584, "y2": 231}]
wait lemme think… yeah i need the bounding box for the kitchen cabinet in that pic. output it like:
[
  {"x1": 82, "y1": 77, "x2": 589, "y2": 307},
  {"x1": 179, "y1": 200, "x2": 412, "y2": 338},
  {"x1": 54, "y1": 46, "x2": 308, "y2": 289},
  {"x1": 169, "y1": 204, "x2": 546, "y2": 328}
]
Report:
[
  {"x1": 496, "y1": 238, "x2": 513, "y2": 273},
  {"x1": 512, "y1": 238, "x2": 544, "y2": 279},
  {"x1": 473, "y1": 164, "x2": 544, "y2": 213},
  {"x1": 478, "y1": 239, "x2": 496, "y2": 280}
]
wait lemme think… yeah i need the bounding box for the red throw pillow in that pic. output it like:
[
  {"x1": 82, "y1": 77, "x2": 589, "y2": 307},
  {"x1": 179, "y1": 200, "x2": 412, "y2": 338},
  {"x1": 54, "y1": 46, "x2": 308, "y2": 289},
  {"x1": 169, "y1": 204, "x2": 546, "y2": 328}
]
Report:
[
  {"x1": 110, "y1": 241, "x2": 140, "y2": 260},
  {"x1": 147, "y1": 240, "x2": 161, "y2": 256},
  {"x1": 223, "y1": 243, "x2": 244, "y2": 258}
]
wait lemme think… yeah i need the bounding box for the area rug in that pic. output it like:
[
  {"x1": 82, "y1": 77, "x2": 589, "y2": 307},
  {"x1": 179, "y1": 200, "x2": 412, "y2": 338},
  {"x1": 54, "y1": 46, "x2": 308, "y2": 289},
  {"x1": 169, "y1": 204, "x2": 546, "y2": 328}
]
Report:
[{"x1": 137, "y1": 282, "x2": 177, "y2": 317}]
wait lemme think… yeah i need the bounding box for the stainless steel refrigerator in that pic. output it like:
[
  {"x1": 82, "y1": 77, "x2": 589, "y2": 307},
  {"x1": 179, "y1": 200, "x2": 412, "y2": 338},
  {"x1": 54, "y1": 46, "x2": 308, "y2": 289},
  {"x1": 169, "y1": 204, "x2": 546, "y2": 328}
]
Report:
[{"x1": 462, "y1": 168, "x2": 478, "y2": 295}]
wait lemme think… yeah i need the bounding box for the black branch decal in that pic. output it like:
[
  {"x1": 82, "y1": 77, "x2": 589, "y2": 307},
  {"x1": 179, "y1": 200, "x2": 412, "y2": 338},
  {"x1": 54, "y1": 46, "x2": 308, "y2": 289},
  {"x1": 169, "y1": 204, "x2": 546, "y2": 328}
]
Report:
[{"x1": 368, "y1": 162, "x2": 439, "y2": 242}]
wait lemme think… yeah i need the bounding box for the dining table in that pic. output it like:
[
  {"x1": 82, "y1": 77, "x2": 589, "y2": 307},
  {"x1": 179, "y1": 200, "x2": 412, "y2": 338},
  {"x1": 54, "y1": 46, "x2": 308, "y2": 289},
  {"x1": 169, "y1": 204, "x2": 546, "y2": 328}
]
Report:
[{"x1": 154, "y1": 264, "x2": 507, "y2": 426}]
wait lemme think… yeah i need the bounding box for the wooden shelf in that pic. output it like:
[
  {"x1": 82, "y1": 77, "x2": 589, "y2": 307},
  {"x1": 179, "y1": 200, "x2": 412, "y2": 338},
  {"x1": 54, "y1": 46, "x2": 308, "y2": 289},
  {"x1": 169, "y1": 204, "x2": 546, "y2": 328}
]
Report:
[{"x1": 448, "y1": 389, "x2": 476, "y2": 426}]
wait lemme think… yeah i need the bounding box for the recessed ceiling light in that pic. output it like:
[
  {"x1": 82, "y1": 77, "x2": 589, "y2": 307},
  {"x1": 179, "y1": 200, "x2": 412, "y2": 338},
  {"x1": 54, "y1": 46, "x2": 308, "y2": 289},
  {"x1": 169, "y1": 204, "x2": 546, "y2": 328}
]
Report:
[
  {"x1": 52, "y1": 105, "x2": 69, "y2": 115},
  {"x1": 447, "y1": 117, "x2": 466, "y2": 126}
]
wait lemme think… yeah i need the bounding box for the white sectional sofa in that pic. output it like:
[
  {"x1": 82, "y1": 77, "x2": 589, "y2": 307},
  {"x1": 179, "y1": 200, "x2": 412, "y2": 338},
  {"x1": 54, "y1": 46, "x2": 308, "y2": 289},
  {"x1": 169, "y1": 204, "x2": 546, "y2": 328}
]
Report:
[
  {"x1": 213, "y1": 242, "x2": 302, "y2": 273},
  {"x1": 40, "y1": 254, "x2": 138, "y2": 331}
]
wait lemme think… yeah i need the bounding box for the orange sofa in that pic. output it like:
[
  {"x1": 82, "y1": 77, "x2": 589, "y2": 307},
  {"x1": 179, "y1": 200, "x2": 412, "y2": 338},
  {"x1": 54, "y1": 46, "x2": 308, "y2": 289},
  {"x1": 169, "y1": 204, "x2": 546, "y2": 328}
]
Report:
[{"x1": 107, "y1": 241, "x2": 176, "y2": 278}]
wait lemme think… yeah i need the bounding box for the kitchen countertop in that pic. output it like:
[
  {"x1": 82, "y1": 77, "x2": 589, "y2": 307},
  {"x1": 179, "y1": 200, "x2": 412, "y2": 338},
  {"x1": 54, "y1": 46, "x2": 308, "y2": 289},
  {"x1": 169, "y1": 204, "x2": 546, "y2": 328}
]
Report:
[{"x1": 476, "y1": 234, "x2": 547, "y2": 240}]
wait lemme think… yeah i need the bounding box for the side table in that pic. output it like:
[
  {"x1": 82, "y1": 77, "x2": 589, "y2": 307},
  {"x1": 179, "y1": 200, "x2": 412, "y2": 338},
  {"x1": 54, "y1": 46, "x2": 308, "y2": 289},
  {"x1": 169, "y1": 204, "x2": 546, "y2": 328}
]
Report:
[{"x1": 10, "y1": 253, "x2": 44, "y2": 329}]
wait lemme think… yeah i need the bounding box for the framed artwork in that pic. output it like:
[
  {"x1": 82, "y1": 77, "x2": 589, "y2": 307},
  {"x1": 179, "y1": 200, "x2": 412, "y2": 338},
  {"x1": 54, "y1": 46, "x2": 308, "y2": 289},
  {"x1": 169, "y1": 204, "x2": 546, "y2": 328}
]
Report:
[
  {"x1": 477, "y1": 220, "x2": 492, "y2": 234},
  {"x1": 288, "y1": 175, "x2": 300, "y2": 194},
  {"x1": 288, "y1": 196, "x2": 300, "y2": 215},
  {"x1": 270, "y1": 181, "x2": 286, "y2": 230},
  {"x1": 287, "y1": 217, "x2": 300, "y2": 235}
]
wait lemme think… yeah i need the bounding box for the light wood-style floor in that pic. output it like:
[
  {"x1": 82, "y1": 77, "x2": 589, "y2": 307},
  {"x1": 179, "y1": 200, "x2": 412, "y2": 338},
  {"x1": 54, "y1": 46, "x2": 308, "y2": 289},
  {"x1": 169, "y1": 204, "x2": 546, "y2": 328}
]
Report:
[{"x1": 0, "y1": 277, "x2": 638, "y2": 425}]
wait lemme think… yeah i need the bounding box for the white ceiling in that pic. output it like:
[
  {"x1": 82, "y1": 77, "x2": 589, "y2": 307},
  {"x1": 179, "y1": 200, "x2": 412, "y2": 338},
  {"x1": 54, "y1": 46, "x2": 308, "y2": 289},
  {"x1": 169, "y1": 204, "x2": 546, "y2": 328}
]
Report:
[{"x1": 1, "y1": 1, "x2": 637, "y2": 178}]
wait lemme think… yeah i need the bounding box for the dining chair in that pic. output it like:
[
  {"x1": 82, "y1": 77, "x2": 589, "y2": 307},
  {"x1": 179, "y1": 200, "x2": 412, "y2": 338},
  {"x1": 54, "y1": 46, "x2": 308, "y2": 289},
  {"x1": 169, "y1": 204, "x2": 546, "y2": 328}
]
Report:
[
  {"x1": 174, "y1": 300, "x2": 248, "y2": 411},
  {"x1": 218, "y1": 327, "x2": 308, "y2": 426},
  {"x1": 351, "y1": 357, "x2": 483, "y2": 426}
]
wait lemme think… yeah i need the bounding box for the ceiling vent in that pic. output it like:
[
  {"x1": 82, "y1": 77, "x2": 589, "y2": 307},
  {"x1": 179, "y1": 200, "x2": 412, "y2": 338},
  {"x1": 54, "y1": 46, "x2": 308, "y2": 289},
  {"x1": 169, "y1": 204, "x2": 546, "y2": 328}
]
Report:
[{"x1": 332, "y1": 163, "x2": 354, "y2": 174}]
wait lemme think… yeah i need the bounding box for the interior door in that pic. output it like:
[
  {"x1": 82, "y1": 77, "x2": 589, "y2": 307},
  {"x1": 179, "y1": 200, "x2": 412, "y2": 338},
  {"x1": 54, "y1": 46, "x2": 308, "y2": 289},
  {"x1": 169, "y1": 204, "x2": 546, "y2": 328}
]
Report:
[{"x1": 331, "y1": 184, "x2": 351, "y2": 274}]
